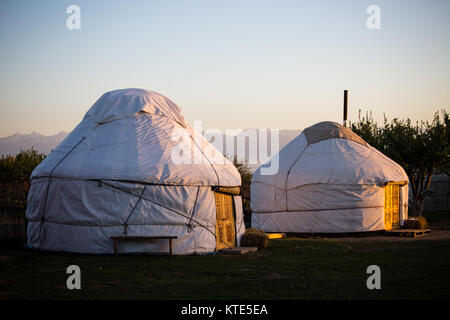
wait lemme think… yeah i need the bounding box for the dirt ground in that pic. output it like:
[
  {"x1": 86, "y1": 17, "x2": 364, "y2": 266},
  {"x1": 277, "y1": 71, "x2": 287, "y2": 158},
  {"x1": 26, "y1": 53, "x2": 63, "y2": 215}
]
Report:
[
  {"x1": 333, "y1": 229, "x2": 450, "y2": 242},
  {"x1": 293, "y1": 221, "x2": 450, "y2": 242}
]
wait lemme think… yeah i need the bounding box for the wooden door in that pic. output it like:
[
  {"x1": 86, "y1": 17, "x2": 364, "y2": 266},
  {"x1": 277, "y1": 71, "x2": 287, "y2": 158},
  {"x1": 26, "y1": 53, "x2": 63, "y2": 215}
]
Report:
[
  {"x1": 214, "y1": 192, "x2": 236, "y2": 250},
  {"x1": 384, "y1": 184, "x2": 400, "y2": 230}
]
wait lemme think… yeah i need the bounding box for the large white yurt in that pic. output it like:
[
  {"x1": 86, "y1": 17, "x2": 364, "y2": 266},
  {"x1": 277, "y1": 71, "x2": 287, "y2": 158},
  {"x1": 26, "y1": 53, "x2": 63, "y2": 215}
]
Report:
[
  {"x1": 251, "y1": 121, "x2": 408, "y2": 233},
  {"x1": 26, "y1": 89, "x2": 245, "y2": 254}
]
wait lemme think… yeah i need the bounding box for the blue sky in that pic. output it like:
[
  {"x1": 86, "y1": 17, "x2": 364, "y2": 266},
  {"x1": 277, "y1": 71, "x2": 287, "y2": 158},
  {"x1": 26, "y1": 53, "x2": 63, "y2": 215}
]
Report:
[{"x1": 1, "y1": 0, "x2": 449, "y2": 136}]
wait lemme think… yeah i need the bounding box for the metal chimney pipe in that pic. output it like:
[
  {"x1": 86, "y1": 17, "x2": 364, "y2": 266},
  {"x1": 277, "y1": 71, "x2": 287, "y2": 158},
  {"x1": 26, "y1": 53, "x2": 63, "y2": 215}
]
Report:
[{"x1": 343, "y1": 90, "x2": 348, "y2": 127}]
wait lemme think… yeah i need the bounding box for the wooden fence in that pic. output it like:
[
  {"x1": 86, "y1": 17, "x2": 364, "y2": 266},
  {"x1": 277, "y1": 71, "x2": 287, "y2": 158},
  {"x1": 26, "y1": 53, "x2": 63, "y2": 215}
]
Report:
[
  {"x1": 0, "y1": 181, "x2": 29, "y2": 240},
  {"x1": 423, "y1": 174, "x2": 450, "y2": 211}
]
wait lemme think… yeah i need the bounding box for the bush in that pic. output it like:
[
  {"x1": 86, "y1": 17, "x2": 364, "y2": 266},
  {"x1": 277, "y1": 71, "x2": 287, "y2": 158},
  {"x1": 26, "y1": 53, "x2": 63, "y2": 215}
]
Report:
[
  {"x1": 0, "y1": 148, "x2": 46, "y2": 183},
  {"x1": 240, "y1": 228, "x2": 269, "y2": 249},
  {"x1": 403, "y1": 217, "x2": 428, "y2": 229}
]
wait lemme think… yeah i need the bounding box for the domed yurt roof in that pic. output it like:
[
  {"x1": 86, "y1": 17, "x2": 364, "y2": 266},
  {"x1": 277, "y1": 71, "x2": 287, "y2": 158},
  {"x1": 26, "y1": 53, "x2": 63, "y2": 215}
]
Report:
[
  {"x1": 302, "y1": 121, "x2": 368, "y2": 146},
  {"x1": 32, "y1": 88, "x2": 240, "y2": 187}
]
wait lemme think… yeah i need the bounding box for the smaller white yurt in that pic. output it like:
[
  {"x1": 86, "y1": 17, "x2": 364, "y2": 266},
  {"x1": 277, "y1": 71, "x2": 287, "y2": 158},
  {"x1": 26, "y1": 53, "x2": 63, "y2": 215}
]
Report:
[
  {"x1": 26, "y1": 89, "x2": 245, "y2": 254},
  {"x1": 251, "y1": 121, "x2": 408, "y2": 233}
]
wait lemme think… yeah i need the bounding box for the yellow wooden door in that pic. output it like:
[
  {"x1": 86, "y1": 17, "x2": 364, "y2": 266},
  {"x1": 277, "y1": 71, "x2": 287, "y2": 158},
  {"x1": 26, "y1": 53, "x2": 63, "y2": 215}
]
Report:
[
  {"x1": 384, "y1": 184, "x2": 400, "y2": 230},
  {"x1": 214, "y1": 192, "x2": 236, "y2": 250}
]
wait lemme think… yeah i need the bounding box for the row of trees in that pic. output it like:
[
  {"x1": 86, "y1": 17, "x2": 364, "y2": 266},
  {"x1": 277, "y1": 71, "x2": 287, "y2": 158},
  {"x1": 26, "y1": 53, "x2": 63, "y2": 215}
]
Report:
[{"x1": 351, "y1": 109, "x2": 449, "y2": 216}]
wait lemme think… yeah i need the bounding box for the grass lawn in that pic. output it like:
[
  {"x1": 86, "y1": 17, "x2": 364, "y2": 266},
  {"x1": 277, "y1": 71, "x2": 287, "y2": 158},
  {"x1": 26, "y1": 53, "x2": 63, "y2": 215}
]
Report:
[{"x1": 1, "y1": 236, "x2": 450, "y2": 300}]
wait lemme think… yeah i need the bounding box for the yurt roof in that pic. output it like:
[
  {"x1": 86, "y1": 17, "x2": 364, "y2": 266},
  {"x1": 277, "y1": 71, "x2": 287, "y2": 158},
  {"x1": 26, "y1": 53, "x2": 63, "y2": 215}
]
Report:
[
  {"x1": 303, "y1": 121, "x2": 368, "y2": 147},
  {"x1": 85, "y1": 88, "x2": 187, "y2": 127},
  {"x1": 31, "y1": 89, "x2": 240, "y2": 187}
]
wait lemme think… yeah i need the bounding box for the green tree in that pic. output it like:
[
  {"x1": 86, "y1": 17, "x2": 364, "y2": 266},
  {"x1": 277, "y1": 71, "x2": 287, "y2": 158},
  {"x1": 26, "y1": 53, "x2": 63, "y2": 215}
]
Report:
[
  {"x1": 231, "y1": 156, "x2": 253, "y2": 187},
  {"x1": 352, "y1": 110, "x2": 450, "y2": 216},
  {"x1": 230, "y1": 156, "x2": 253, "y2": 226},
  {"x1": 0, "y1": 148, "x2": 46, "y2": 183}
]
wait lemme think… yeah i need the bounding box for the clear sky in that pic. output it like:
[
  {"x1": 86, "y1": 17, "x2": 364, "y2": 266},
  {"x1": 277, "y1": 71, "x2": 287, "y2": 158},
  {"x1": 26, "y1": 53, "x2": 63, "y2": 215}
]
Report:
[{"x1": 1, "y1": 0, "x2": 449, "y2": 137}]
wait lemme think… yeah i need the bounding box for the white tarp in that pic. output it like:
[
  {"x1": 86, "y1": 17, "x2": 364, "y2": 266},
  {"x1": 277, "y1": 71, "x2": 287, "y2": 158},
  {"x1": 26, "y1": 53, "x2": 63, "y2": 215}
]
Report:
[
  {"x1": 251, "y1": 121, "x2": 409, "y2": 233},
  {"x1": 26, "y1": 89, "x2": 244, "y2": 254}
]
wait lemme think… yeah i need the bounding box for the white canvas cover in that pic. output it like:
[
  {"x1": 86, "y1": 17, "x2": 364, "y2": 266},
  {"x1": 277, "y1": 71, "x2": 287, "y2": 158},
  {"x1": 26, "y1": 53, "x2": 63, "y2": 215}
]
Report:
[
  {"x1": 251, "y1": 121, "x2": 408, "y2": 233},
  {"x1": 26, "y1": 89, "x2": 245, "y2": 254}
]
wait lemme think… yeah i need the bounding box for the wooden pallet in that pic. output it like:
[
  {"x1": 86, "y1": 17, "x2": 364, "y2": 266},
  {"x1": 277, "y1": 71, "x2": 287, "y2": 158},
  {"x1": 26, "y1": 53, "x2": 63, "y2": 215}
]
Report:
[{"x1": 385, "y1": 229, "x2": 431, "y2": 238}]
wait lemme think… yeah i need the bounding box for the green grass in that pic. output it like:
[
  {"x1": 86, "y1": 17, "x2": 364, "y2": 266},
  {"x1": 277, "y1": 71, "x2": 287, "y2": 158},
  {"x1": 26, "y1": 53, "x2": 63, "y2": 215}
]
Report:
[{"x1": 1, "y1": 237, "x2": 450, "y2": 300}]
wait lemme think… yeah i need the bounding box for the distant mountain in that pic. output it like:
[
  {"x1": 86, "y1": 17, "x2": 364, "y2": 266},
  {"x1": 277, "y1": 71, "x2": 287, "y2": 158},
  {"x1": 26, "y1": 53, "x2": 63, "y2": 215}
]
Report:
[
  {"x1": 0, "y1": 129, "x2": 302, "y2": 169},
  {"x1": 0, "y1": 131, "x2": 69, "y2": 156}
]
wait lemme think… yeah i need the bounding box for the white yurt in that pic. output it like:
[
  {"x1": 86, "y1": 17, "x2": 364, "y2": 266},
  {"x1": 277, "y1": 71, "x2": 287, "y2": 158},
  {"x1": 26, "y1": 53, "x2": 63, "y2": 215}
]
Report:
[
  {"x1": 251, "y1": 121, "x2": 409, "y2": 233},
  {"x1": 26, "y1": 89, "x2": 245, "y2": 254}
]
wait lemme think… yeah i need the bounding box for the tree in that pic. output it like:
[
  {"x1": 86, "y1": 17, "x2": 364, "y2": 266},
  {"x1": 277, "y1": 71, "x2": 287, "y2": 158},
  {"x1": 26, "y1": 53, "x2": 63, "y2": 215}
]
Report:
[
  {"x1": 231, "y1": 156, "x2": 253, "y2": 187},
  {"x1": 0, "y1": 148, "x2": 46, "y2": 183},
  {"x1": 230, "y1": 156, "x2": 253, "y2": 226},
  {"x1": 351, "y1": 109, "x2": 450, "y2": 216}
]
